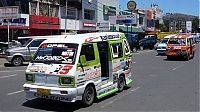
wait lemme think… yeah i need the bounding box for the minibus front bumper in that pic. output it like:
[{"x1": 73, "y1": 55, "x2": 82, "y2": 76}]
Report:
[{"x1": 23, "y1": 84, "x2": 83, "y2": 102}]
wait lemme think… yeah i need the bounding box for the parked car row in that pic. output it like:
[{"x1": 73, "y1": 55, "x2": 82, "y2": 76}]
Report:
[{"x1": 125, "y1": 33, "x2": 157, "y2": 52}]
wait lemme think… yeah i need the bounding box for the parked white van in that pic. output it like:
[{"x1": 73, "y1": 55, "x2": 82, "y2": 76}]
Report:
[{"x1": 23, "y1": 32, "x2": 133, "y2": 106}]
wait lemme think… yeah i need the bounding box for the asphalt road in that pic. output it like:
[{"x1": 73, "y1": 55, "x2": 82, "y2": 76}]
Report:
[{"x1": 0, "y1": 45, "x2": 199, "y2": 112}]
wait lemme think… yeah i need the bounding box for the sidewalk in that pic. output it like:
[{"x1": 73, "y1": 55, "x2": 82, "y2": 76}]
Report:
[{"x1": 0, "y1": 57, "x2": 6, "y2": 67}]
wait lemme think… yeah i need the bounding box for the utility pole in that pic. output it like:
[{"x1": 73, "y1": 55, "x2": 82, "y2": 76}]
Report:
[
  {"x1": 64, "y1": 0, "x2": 68, "y2": 33},
  {"x1": 7, "y1": 19, "x2": 10, "y2": 48}
]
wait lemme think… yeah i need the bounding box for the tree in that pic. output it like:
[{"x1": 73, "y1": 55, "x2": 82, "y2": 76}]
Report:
[
  {"x1": 192, "y1": 17, "x2": 199, "y2": 33},
  {"x1": 160, "y1": 23, "x2": 168, "y2": 32}
]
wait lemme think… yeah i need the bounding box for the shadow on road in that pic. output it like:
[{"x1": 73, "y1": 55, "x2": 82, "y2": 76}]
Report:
[
  {"x1": 163, "y1": 57, "x2": 189, "y2": 62},
  {"x1": 22, "y1": 87, "x2": 132, "y2": 112},
  {"x1": 4, "y1": 63, "x2": 28, "y2": 67},
  {"x1": 22, "y1": 98, "x2": 85, "y2": 112}
]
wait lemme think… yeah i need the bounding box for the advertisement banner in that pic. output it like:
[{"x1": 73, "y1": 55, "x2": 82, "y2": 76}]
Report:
[{"x1": 29, "y1": 15, "x2": 60, "y2": 29}]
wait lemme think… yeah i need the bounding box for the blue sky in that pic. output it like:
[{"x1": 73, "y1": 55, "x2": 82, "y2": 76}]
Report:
[{"x1": 119, "y1": 0, "x2": 199, "y2": 16}]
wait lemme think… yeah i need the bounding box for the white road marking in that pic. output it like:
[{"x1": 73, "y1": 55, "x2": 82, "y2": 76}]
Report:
[
  {"x1": 101, "y1": 86, "x2": 140, "y2": 108},
  {"x1": 7, "y1": 90, "x2": 24, "y2": 96},
  {"x1": 172, "y1": 64, "x2": 184, "y2": 71},
  {"x1": 131, "y1": 86, "x2": 140, "y2": 92},
  {"x1": 0, "y1": 69, "x2": 25, "y2": 73},
  {"x1": 0, "y1": 74, "x2": 18, "y2": 79}
]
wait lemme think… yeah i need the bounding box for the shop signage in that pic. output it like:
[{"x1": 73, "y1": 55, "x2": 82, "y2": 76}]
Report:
[
  {"x1": 0, "y1": 14, "x2": 29, "y2": 28},
  {"x1": 30, "y1": 15, "x2": 59, "y2": 29},
  {"x1": 116, "y1": 14, "x2": 137, "y2": 25},
  {"x1": 103, "y1": 5, "x2": 116, "y2": 16},
  {"x1": 83, "y1": 22, "x2": 96, "y2": 27},
  {"x1": 97, "y1": 22, "x2": 110, "y2": 31},
  {"x1": 0, "y1": 6, "x2": 19, "y2": 19}
]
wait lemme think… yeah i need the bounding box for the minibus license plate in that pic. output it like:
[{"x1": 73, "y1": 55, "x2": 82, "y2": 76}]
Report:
[
  {"x1": 37, "y1": 88, "x2": 50, "y2": 96},
  {"x1": 174, "y1": 46, "x2": 181, "y2": 49}
]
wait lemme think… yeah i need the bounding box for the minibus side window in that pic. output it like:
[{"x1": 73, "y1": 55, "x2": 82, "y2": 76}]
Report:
[
  {"x1": 80, "y1": 44, "x2": 95, "y2": 61},
  {"x1": 123, "y1": 39, "x2": 131, "y2": 55},
  {"x1": 111, "y1": 43, "x2": 123, "y2": 58}
]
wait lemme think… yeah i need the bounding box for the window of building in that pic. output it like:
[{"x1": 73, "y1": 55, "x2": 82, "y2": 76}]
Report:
[
  {"x1": 39, "y1": 3, "x2": 49, "y2": 16},
  {"x1": 30, "y1": 2, "x2": 37, "y2": 15},
  {"x1": 139, "y1": 16, "x2": 143, "y2": 25},
  {"x1": 80, "y1": 44, "x2": 95, "y2": 61},
  {"x1": 84, "y1": 9, "x2": 95, "y2": 20}
]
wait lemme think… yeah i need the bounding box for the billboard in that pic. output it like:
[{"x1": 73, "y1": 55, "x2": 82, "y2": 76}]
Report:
[
  {"x1": 0, "y1": 6, "x2": 19, "y2": 19},
  {"x1": 116, "y1": 14, "x2": 137, "y2": 25},
  {"x1": 186, "y1": 21, "x2": 192, "y2": 32}
]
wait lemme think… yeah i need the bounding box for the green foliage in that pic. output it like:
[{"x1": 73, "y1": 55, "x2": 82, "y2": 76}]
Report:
[
  {"x1": 160, "y1": 23, "x2": 168, "y2": 32},
  {"x1": 192, "y1": 18, "x2": 199, "y2": 33}
]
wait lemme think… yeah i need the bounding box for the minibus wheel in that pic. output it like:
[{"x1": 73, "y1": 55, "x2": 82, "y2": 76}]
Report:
[
  {"x1": 118, "y1": 75, "x2": 125, "y2": 92},
  {"x1": 132, "y1": 47, "x2": 137, "y2": 53},
  {"x1": 12, "y1": 56, "x2": 23, "y2": 66},
  {"x1": 82, "y1": 85, "x2": 95, "y2": 107}
]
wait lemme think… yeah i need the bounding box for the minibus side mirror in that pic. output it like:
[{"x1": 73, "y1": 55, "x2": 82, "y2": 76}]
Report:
[{"x1": 80, "y1": 55, "x2": 87, "y2": 67}]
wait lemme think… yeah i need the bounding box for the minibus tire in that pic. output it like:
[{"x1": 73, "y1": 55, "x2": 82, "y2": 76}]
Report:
[
  {"x1": 140, "y1": 46, "x2": 144, "y2": 50},
  {"x1": 12, "y1": 56, "x2": 23, "y2": 66},
  {"x1": 82, "y1": 85, "x2": 95, "y2": 107},
  {"x1": 132, "y1": 47, "x2": 137, "y2": 53},
  {"x1": 118, "y1": 75, "x2": 125, "y2": 92}
]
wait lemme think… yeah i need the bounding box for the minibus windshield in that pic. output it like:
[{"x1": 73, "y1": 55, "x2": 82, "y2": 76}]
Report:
[{"x1": 32, "y1": 43, "x2": 78, "y2": 64}]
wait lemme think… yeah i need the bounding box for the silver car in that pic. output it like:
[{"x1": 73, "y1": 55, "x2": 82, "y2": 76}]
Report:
[{"x1": 5, "y1": 38, "x2": 46, "y2": 66}]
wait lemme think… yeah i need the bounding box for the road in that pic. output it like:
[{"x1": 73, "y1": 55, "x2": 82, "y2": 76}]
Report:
[{"x1": 0, "y1": 45, "x2": 199, "y2": 112}]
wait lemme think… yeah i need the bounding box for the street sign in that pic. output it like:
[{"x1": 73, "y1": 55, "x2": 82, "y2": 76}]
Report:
[
  {"x1": 0, "y1": 6, "x2": 19, "y2": 19},
  {"x1": 127, "y1": 1, "x2": 137, "y2": 11},
  {"x1": 186, "y1": 21, "x2": 192, "y2": 32}
]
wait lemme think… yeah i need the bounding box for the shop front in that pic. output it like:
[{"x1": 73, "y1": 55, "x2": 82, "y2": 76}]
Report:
[{"x1": 0, "y1": 14, "x2": 29, "y2": 42}]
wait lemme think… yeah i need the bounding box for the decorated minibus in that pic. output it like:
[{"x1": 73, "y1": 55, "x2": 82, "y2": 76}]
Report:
[{"x1": 23, "y1": 32, "x2": 133, "y2": 106}]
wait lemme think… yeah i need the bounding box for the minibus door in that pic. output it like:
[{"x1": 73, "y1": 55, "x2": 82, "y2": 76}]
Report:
[{"x1": 97, "y1": 42, "x2": 110, "y2": 81}]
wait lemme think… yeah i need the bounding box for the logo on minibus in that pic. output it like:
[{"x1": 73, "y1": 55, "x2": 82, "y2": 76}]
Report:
[{"x1": 100, "y1": 34, "x2": 120, "y2": 41}]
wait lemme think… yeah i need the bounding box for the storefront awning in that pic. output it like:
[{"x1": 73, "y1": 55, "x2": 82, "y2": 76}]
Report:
[{"x1": 119, "y1": 26, "x2": 145, "y2": 33}]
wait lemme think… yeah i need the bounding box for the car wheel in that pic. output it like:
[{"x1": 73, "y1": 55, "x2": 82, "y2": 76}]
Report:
[
  {"x1": 132, "y1": 47, "x2": 137, "y2": 53},
  {"x1": 12, "y1": 56, "x2": 23, "y2": 66},
  {"x1": 140, "y1": 46, "x2": 144, "y2": 50},
  {"x1": 118, "y1": 75, "x2": 125, "y2": 92},
  {"x1": 82, "y1": 85, "x2": 95, "y2": 107}
]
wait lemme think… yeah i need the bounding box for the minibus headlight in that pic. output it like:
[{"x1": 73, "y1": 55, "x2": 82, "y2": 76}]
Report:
[
  {"x1": 26, "y1": 74, "x2": 34, "y2": 82},
  {"x1": 59, "y1": 76, "x2": 75, "y2": 85}
]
